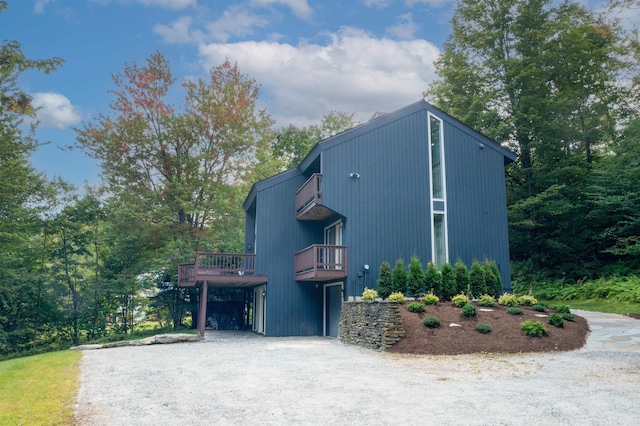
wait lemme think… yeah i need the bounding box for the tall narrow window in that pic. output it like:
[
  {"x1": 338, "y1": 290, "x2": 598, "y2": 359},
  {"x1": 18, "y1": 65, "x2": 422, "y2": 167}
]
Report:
[
  {"x1": 430, "y1": 116, "x2": 444, "y2": 199},
  {"x1": 433, "y1": 214, "x2": 446, "y2": 268},
  {"x1": 429, "y1": 113, "x2": 448, "y2": 268}
]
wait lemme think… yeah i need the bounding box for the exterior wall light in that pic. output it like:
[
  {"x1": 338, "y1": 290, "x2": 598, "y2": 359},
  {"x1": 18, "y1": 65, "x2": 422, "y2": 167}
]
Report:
[{"x1": 349, "y1": 172, "x2": 360, "y2": 178}]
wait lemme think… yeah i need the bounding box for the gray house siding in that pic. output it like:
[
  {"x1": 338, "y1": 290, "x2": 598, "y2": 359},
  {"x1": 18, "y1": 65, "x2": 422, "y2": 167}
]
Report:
[
  {"x1": 441, "y1": 119, "x2": 512, "y2": 290},
  {"x1": 243, "y1": 100, "x2": 515, "y2": 336},
  {"x1": 320, "y1": 110, "x2": 432, "y2": 296},
  {"x1": 248, "y1": 171, "x2": 324, "y2": 336}
]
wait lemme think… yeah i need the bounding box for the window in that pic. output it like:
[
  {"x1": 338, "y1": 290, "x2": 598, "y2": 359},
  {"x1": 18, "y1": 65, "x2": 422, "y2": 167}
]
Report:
[
  {"x1": 430, "y1": 115, "x2": 444, "y2": 200},
  {"x1": 429, "y1": 113, "x2": 448, "y2": 268},
  {"x1": 433, "y1": 214, "x2": 446, "y2": 268}
]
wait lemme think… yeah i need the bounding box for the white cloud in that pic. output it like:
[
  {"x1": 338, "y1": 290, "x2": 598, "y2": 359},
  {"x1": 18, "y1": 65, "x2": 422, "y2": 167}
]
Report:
[
  {"x1": 386, "y1": 13, "x2": 419, "y2": 40},
  {"x1": 136, "y1": 0, "x2": 196, "y2": 9},
  {"x1": 34, "y1": 0, "x2": 54, "y2": 14},
  {"x1": 31, "y1": 92, "x2": 81, "y2": 129},
  {"x1": 198, "y1": 27, "x2": 440, "y2": 127},
  {"x1": 154, "y1": 16, "x2": 201, "y2": 44},
  {"x1": 249, "y1": 0, "x2": 313, "y2": 19},
  {"x1": 206, "y1": 5, "x2": 270, "y2": 42}
]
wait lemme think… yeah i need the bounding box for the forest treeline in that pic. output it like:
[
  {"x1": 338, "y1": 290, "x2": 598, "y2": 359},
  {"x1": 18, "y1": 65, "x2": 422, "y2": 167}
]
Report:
[{"x1": 1, "y1": 0, "x2": 639, "y2": 356}]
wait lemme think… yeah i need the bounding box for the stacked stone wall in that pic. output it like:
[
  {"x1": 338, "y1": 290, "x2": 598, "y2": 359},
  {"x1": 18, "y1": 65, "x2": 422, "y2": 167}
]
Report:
[{"x1": 338, "y1": 301, "x2": 404, "y2": 350}]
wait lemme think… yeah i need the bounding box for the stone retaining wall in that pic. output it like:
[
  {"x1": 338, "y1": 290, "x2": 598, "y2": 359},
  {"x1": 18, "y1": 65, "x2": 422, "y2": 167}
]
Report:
[{"x1": 338, "y1": 301, "x2": 405, "y2": 350}]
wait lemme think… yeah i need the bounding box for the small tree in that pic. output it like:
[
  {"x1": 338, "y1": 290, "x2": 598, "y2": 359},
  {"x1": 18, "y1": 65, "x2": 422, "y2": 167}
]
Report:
[
  {"x1": 440, "y1": 262, "x2": 456, "y2": 301},
  {"x1": 407, "y1": 256, "x2": 425, "y2": 297},
  {"x1": 469, "y1": 260, "x2": 486, "y2": 298},
  {"x1": 483, "y1": 259, "x2": 503, "y2": 297},
  {"x1": 454, "y1": 259, "x2": 470, "y2": 296},
  {"x1": 424, "y1": 262, "x2": 442, "y2": 297},
  {"x1": 376, "y1": 261, "x2": 393, "y2": 300},
  {"x1": 391, "y1": 258, "x2": 408, "y2": 295}
]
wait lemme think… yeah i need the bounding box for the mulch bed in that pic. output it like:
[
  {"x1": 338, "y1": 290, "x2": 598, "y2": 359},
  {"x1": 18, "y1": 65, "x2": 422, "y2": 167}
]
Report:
[{"x1": 387, "y1": 302, "x2": 590, "y2": 355}]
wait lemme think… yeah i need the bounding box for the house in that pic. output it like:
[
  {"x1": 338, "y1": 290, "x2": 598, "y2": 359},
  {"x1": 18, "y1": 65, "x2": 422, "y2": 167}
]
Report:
[{"x1": 179, "y1": 99, "x2": 517, "y2": 337}]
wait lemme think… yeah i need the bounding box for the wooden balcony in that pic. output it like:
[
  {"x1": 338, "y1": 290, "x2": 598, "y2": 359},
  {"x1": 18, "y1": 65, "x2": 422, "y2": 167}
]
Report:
[
  {"x1": 178, "y1": 252, "x2": 267, "y2": 288},
  {"x1": 294, "y1": 244, "x2": 348, "y2": 281},
  {"x1": 295, "y1": 173, "x2": 335, "y2": 220}
]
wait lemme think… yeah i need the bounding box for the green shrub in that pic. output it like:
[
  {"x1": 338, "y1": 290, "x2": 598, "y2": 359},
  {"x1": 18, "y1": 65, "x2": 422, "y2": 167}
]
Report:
[
  {"x1": 478, "y1": 294, "x2": 496, "y2": 307},
  {"x1": 423, "y1": 316, "x2": 441, "y2": 328},
  {"x1": 407, "y1": 256, "x2": 425, "y2": 297},
  {"x1": 469, "y1": 260, "x2": 486, "y2": 298},
  {"x1": 451, "y1": 293, "x2": 470, "y2": 307},
  {"x1": 454, "y1": 259, "x2": 470, "y2": 297},
  {"x1": 440, "y1": 262, "x2": 457, "y2": 301},
  {"x1": 556, "y1": 305, "x2": 571, "y2": 314},
  {"x1": 387, "y1": 292, "x2": 405, "y2": 302},
  {"x1": 507, "y1": 307, "x2": 524, "y2": 315},
  {"x1": 475, "y1": 323, "x2": 492, "y2": 334},
  {"x1": 483, "y1": 259, "x2": 502, "y2": 298},
  {"x1": 391, "y1": 259, "x2": 408, "y2": 295},
  {"x1": 516, "y1": 295, "x2": 538, "y2": 306},
  {"x1": 422, "y1": 293, "x2": 439, "y2": 305},
  {"x1": 461, "y1": 303, "x2": 476, "y2": 317},
  {"x1": 521, "y1": 321, "x2": 547, "y2": 337},
  {"x1": 548, "y1": 313, "x2": 564, "y2": 328},
  {"x1": 425, "y1": 262, "x2": 442, "y2": 297},
  {"x1": 498, "y1": 293, "x2": 518, "y2": 307},
  {"x1": 561, "y1": 313, "x2": 576, "y2": 321},
  {"x1": 361, "y1": 287, "x2": 378, "y2": 301},
  {"x1": 532, "y1": 304, "x2": 547, "y2": 312},
  {"x1": 407, "y1": 302, "x2": 425, "y2": 313},
  {"x1": 376, "y1": 261, "x2": 393, "y2": 300}
]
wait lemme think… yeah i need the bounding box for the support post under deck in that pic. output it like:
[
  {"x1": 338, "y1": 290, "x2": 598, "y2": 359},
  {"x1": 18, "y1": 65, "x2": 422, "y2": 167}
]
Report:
[{"x1": 198, "y1": 282, "x2": 208, "y2": 337}]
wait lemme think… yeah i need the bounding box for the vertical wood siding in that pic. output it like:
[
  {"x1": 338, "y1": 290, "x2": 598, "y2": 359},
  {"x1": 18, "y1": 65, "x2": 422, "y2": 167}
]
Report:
[
  {"x1": 247, "y1": 101, "x2": 513, "y2": 336},
  {"x1": 253, "y1": 172, "x2": 324, "y2": 336}
]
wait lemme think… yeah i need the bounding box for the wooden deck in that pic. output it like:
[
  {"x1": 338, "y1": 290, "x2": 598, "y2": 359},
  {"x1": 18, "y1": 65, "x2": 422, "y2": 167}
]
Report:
[{"x1": 178, "y1": 253, "x2": 267, "y2": 288}]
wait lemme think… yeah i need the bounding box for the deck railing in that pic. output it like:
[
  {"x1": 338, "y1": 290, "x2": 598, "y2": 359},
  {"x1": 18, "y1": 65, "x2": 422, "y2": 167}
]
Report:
[
  {"x1": 295, "y1": 173, "x2": 322, "y2": 216},
  {"x1": 294, "y1": 244, "x2": 347, "y2": 278},
  {"x1": 179, "y1": 253, "x2": 256, "y2": 283}
]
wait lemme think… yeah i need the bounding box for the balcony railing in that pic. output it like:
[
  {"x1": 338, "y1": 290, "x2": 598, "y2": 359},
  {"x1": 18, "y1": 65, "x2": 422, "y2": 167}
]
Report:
[
  {"x1": 294, "y1": 244, "x2": 348, "y2": 281},
  {"x1": 295, "y1": 173, "x2": 334, "y2": 220},
  {"x1": 178, "y1": 252, "x2": 267, "y2": 287}
]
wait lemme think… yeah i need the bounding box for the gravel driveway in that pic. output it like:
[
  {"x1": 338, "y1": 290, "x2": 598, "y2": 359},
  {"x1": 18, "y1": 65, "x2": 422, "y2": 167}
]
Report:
[{"x1": 75, "y1": 312, "x2": 640, "y2": 425}]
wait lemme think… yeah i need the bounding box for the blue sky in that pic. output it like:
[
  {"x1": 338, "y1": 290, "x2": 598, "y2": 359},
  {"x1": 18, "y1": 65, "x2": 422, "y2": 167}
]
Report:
[{"x1": 2, "y1": 0, "x2": 618, "y2": 188}]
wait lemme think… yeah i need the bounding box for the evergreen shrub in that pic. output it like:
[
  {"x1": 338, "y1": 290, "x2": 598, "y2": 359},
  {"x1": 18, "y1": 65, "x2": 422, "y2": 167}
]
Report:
[
  {"x1": 391, "y1": 259, "x2": 408, "y2": 295},
  {"x1": 423, "y1": 316, "x2": 441, "y2": 328},
  {"x1": 425, "y1": 262, "x2": 443, "y2": 297},
  {"x1": 498, "y1": 293, "x2": 518, "y2": 307},
  {"x1": 548, "y1": 313, "x2": 564, "y2": 328},
  {"x1": 361, "y1": 288, "x2": 378, "y2": 301},
  {"x1": 532, "y1": 304, "x2": 547, "y2": 312},
  {"x1": 469, "y1": 260, "x2": 486, "y2": 298},
  {"x1": 561, "y1": 313, "x2": 576, "y2": 321},
  {"x1": 516, "y1": 295, "x2": 538, "y2": 306},
  {"x1": 478, "y1": 294, "x2": 496, "y2": 307},
  {"x1": 556, "y1": 305, "x2": 571, "y2": 314},
  {"x1": 475, "y1": 323, "x2": 492, "y2": 334},
  {"x1": 407, "y1": 256, "x2": 425, "y2": 297},
  {"x1": 454, "y1": 259, "x2": 470, "y2": 296},
  {"x1": 461, "y1": 303, "x2": 476, "y2": 317},
  {"x1": 407, "y1": 302, "x2": 425, "y2": 313},
  {"x1": 521, "y1": 321, "x2": 547, "y2": 337},
  {"x1": 387, "y1": 292, "x2": 405, "y2": 302},
  {"x1": 422, "y1": 293, "x2": 439, "y2": 305},
  {"x1": 376, "y1": 261, "x2": 393, "y2": 300},
  {"x1": 451, "y1": 293, "x2": 471, "y2": 307},
  {"x1": 440, "y1": 262, "x2": 457, "y2": 301},
  {"x1": 507, "y1": 307, "x2": 524, "y2": 315}
]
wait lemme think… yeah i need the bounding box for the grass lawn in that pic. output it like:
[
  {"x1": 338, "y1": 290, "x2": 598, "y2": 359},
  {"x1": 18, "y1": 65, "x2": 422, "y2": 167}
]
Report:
[
  {"x1": 0, "y1": 350, "x2": 81, "y2": 425},
  {"x1": 542, "y1": 299, "x2": 640, "y2": 315}
]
